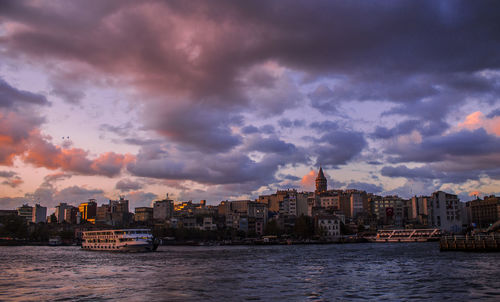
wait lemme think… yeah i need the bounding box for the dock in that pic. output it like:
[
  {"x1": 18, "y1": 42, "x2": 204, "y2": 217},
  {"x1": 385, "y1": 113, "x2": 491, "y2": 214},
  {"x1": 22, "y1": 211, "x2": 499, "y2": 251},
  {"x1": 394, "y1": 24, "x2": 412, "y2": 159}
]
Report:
[{"x1": 440, "y1": 234, "x2": 500, "y2": 252}]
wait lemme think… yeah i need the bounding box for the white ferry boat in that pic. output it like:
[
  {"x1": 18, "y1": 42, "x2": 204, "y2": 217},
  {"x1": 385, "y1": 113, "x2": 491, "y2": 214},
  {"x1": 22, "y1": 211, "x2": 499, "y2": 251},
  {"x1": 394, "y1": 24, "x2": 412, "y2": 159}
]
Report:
[{"x1": 82, "y1": 229, "x2": 158, "y2": 252}]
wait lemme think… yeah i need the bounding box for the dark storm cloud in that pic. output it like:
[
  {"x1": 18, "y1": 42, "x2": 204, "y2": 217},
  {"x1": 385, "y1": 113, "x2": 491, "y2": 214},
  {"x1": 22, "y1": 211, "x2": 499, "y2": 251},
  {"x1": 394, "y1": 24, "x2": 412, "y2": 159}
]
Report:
[
  {"x1": 3, "y1": 1, "x2": 500, "y2": 103},
  {"x1": 2, "y1": 0, "x2": 500, "y2": 195},
  {"x1": 487, "y1": 108, "x2": 500, "y2": 118},
  {"x1": 387, "y1": 129, "x2": 500, "y2": 163},
  {"x1": 278, "y1": 118, "x2": 305, "y2": 128},
  {"x1": 115, "y1": 178, "x2": 143, "y2": 192},
  {"x1": 0, "y1": 170, "x2": 23, "y2": 188},
  {"x1": 142, "y1": 101, "x2": 243, "y2": 153},
  {"x1": 381, "y1": 165, "x2": 445, "y2": 180},
  {"x1": 381, "y1": 164, "x2": 484, "y2": 184},
  {"x1": 0, "y1": 78, "x2": 49, "y2": 108},
  {"x1": 309, "y1": 121, "x2": 339, "y2": 133},
  {"x1": 127, "y1": 138, "x2": 308, "y2": 192},
  {"x1": 0, "y1": 170, "x2": 17, "y2": 178},
  {"x1": 241, "y1": 125, "x2": 259, "y2": 135},
  {"x1": 245, "y1": 136, "x2": 299, "y2": 155},
  {"x1": 372, "y1": 120, "x2": 449, "y2": 140},
  {"x1": 313, "y1": 130, "x2": 367, "y2": 167},
  {"x1": 279, "y1": 174, "x2": 301, "y2": 181},
  {"x1": 346, "y1": 182, "x2": 384, "y2": 194}
]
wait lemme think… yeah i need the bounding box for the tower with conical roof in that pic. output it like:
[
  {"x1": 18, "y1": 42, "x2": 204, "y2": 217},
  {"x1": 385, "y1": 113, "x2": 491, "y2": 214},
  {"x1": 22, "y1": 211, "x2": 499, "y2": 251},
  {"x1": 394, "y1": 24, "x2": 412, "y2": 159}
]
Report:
[{"x1": 315, "y1": 167, "x2": 327, "y2": 193}]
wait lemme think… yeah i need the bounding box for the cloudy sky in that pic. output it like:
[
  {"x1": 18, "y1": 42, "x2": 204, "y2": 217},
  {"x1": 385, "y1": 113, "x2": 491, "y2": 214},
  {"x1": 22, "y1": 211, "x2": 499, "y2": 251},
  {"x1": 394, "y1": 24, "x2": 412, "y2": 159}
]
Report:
[{"x1": 1, "y1": 0, "x2": 500, "y2": 210}]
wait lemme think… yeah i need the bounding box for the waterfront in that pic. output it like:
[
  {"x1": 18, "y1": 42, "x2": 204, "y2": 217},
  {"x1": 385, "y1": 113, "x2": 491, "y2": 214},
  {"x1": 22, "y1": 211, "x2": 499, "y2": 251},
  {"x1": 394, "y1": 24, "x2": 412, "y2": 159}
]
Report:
[{"x1": 1, "y1": 243, "x2": 499, "y2": 301}]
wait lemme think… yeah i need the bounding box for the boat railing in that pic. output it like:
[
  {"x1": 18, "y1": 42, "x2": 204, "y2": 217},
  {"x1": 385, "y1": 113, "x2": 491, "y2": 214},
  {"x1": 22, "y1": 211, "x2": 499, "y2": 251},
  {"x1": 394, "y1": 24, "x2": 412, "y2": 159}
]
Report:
[{"x1": 441, "y1": 234, "x2": 500, "y2": 241}]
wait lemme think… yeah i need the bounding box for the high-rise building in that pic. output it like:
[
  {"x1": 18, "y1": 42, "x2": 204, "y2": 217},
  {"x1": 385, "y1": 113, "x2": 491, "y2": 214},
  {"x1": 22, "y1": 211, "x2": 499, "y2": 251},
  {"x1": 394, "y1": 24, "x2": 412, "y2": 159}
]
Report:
[
  {"x1": 108, "y1": 196, "x2": 130, "y2": 226},
  {"x1": 55, "y1": 203, "x2": 73, "y2": 223},
  {"x1": 134, "y1": 207, "x2": 153, "y2": 224},
  {"x1": 429, "y1": 191, "x2": 463, "y2": 233},
  {"x1": 153, "y1": 194, "x2": 174, "y2": 221},
  {"x1": 79, "y1": 199, "x2": 97, "y2": 224},
  {"x1": 17, "y1": 204, "x2": 33, "y2": 223},
  {"x1": 465, "y1": 195, "x2": 500, "y2": 228},
  {"x1": 315, "y1": 167, "x2": 327, "y2": 193},
  {"x1": 32, "y1": 204, "x2": 47, "y2": 223}
]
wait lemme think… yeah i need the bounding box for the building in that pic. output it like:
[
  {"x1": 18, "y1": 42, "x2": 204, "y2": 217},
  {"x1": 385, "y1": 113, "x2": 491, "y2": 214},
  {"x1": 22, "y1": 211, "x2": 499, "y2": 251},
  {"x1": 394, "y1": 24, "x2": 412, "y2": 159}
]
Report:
[
  {"x1": 248, "y1": 201, "x2": 268, "y2": 235},
  {"x1": 78, "y1": 199, "x2": 97, "y2": 224},
  {"x1": 350, "y1": 192, "x2": 364, "y2": 218},
  {"x1": 0, "y1": 210, "x2": 17, "y2": 217},
  {"x1": 466, "y1": 195, "x2": 500, "y2": 228},
  {"x1": 55, "y1": 203, "x2": 73, "y2": 223},
  {"x1": 315, "y1": 167, "x2": 327, "y2": 193},
  {"x1": 296, "y1": 192, "x2": 311, "y2": 217},
  {"x1": 320, "y1": 193, "x2": 340, "y2": 209},
  {"x1": 32, "y1": 204, "x2": 47, "y2": 223},
  {"x1": 134, "y1": 207, "x2": 153, "y2": 224},
  {"x1": 153, "y1": 195, "x2": 174, "y2": 221},
  {"x1": 108, "y1": 197, "x2": 131, "y2": 226},
  {"x1": 201, "y1": 217, "x2": 217, "y2": 231},
  {"x1": 370, "y1": 195, "x2": 409, "y2": 226},
  {"x1": 257, "y1": 190, "x2": 289, "y2": 212},
  {"x1": 64, "y1": 207, "x2": 78, "y2": 224},
  {"x1": 96, "y1": 204, "x2": 111, "y2": 225},
  {"x1": 315, "y1": 214, "x2": 341, "y2": 238},
  {"x1": 280, "y1": 194, "x2": 297, "y2": 217},
  {"x1": 411, "y1": 196, "x2": 430, "y2": 226},
  {"x1": 429, "y1": 191, "x2": 463, "y2": 233},
  {"x1": 17, "y1": 204, "x2": 33, "y2": 223}
]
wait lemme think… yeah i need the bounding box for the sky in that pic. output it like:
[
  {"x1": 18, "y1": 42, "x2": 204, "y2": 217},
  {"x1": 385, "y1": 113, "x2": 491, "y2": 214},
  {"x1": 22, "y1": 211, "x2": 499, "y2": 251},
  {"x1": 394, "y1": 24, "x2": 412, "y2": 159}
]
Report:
[{"x1": 1, "y1": 0, "x2": 500, "y2": 210}]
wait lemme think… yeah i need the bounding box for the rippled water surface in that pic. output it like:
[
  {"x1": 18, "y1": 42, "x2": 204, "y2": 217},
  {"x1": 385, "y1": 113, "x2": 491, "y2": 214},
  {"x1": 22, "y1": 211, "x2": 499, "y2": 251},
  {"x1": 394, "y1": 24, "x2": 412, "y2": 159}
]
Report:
[{"x1": 1, "y1": 243, "x2": 499, "y2": 301}]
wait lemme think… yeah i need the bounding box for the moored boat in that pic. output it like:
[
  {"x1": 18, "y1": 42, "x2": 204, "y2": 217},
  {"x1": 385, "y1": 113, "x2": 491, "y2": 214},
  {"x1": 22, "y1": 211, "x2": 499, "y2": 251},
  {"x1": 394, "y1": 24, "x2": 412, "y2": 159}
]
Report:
[{"x1": 82, "y1": 229, "x2": 158, "y2": 252}]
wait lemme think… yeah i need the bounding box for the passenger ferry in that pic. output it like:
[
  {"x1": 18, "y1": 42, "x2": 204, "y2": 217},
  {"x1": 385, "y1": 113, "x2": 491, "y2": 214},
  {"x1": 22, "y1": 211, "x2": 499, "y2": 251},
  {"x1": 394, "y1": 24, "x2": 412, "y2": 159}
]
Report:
[{"x1": 82, "y1": 229, "x2": 158, "y2": 252}]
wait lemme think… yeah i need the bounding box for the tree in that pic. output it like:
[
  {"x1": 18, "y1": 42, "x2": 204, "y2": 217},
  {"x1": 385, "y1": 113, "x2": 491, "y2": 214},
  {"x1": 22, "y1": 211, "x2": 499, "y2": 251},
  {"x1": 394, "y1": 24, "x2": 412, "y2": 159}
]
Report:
[
  {"x1": 264, "y1": 220, "x2": 281, "y2": 236},
  {"x1": 294, "y1": 215, "x2": 314, "y2": 239}
]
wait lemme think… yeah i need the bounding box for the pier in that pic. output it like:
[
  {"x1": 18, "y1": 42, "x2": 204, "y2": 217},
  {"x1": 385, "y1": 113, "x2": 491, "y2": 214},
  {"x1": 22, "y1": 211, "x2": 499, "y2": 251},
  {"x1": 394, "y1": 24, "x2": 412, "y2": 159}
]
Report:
[{"x1": 440, "y1": 234, "x2": 500, "y2": 252}]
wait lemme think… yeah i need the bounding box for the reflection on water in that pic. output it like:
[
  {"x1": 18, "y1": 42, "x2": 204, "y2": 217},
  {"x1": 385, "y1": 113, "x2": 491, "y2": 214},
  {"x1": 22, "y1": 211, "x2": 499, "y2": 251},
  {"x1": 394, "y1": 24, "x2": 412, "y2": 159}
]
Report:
[{"x1": 0, "y1": 243, "x2": 499, "y2": 301}]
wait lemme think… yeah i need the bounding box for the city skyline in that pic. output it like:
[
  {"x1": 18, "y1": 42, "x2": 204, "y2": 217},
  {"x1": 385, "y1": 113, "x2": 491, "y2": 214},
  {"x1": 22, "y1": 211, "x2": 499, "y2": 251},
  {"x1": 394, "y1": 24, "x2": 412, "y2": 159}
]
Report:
[{"x1": 1, "y1": 1, "x2": 500, "y2": 210}]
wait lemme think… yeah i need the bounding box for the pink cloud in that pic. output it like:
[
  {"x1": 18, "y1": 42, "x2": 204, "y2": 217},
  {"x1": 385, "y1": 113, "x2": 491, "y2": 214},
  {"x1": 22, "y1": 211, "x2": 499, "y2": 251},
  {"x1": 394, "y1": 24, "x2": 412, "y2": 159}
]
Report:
[
  {"x1": 458, "y1": 111, "x2": 500, "y2": 136},
  {"x1": 23, "y1": 135, "x2": 134, "y2": 177},
  {"x1": 300, "y1": 170, "x2": 316, "y2": 190}
]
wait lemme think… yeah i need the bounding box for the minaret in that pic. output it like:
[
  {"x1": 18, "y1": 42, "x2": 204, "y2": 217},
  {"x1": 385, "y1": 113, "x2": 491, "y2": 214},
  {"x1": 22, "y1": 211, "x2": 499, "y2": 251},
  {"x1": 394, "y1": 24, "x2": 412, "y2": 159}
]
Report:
[{"x1": 315, "y1": 166, "x2": 327, "y2": 194}]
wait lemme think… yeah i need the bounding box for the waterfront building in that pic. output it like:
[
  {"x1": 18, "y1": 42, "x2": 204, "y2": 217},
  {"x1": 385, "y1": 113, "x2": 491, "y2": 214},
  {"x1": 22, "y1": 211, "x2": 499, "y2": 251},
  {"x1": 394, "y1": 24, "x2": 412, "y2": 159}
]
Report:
[
  {"x1": 180, "y1": 216, "x2": 196, "y2": 229},
  {"x1": 55, "y1": 203, "x2": 73, "y2": 223},
  {"x1": 17, "y1": 204, "x2": 33, "y2": 223},
  {"x1": 153, "y1": 195, "x2": 174, "y2": 221},
  {"x1": 315, "y1": 214, "x2": 341, "y2": 238},
  {"x1": 96, "y1": 204, "x2": 111, "y2": 225},
  {"x1": 280, "y1": 194, "x2": 297, "y2": 217},
  {"x1": 32, "y1": 204, "x2": 47, "y2": 223},
  {"x1": 174, "y1": 200, "x2": 207, "y2": 216},
  {"x1": 78, "y1": 199, "x2": 97, "y2": 224},
  {"x1": 248, "y1": 201, "x2": 268, "y2": 235},
  {"x1": 108, "y1": 197, "x2": 131, "y2": 226},
  {"x1": 465, "y1": 195, "x2": 500, "y2": 228},
  {"x1": 320, "y1": 194, "x2": 340, "y2": 209},
  {"x1": 64, "y1": 206, "x2": 78, "y2": 224},
  {"x1": 0, "y1": 210, "x2": 17, "y2": 217},
  {"x1": 370, "y1": 195, "x2": 409, "y2": 227},
  {"x1": 201, "y1": 216, "x2": 217, "y2": 231},
  {"x1": 428, "y1": 191, "x2": 463, "y2": 233},
  {"x1": 257, "y1": 190, "x2": 290, "y2": 212},
  {"x1": 350, "y1": 192, "x2": 364, "y2": 219},
  {"x1": 134, "y1": 207, "x2": 153, "y2": 224},
  {"x1": 296, "y1": 192, "x2": 311, "y2": 217},
  {"x1": 411, "y1": 196, "x2": 430, "y2": 226}
]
